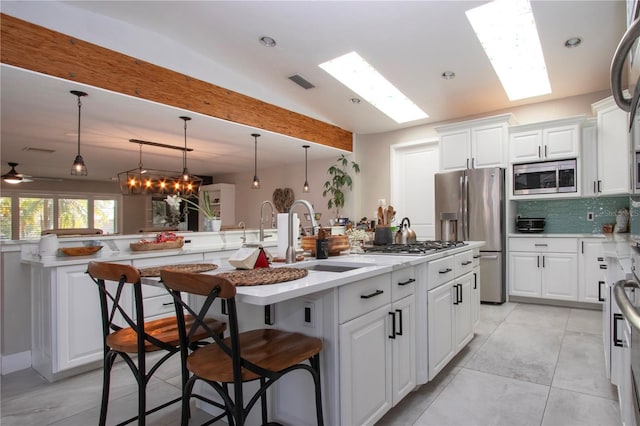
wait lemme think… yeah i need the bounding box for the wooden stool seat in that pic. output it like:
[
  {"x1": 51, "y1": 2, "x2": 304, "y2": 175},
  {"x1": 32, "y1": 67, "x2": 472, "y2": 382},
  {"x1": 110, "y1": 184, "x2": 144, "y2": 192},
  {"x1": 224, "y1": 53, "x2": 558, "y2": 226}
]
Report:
[
  {"x1": 106, "y1": 314, "x2": 224, "y2": 353},
  {"x1": 187, "y1": 329, "x2": 323, "y2": 382}
]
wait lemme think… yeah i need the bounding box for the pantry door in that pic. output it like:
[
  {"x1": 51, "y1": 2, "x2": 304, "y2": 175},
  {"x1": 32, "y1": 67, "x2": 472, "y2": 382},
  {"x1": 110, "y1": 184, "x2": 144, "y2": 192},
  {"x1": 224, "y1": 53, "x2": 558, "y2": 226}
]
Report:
[{"x1": 390, "y1": 140, "x2": 439, "y2": 240}]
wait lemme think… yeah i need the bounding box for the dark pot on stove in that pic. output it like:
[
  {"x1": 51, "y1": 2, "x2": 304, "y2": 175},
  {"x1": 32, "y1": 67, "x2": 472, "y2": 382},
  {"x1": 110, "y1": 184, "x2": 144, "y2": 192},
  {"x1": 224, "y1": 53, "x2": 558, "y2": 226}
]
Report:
[{"x1": 395, "y1": 217, "x2": 417, "y2": 244}]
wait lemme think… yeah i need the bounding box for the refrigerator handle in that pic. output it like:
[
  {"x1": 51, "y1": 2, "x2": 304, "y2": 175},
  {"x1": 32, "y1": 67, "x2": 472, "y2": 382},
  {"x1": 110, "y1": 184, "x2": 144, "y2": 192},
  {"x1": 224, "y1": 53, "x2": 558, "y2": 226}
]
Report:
[
  {"x1": 459, "y1": 175, "x2": 465, "y2": 239},
  {"x1": 463, "y1": 175, "x2": 469, "y2": 240}
]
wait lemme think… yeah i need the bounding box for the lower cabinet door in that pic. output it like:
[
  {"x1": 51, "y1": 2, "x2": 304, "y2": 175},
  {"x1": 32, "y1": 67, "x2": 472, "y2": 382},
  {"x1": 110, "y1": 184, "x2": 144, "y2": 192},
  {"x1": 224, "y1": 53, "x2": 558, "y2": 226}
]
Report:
[
  {"x1": 391, "y1": 295, "x2": 415, "y2": 406},
  {"x1": 471, "y1": 268, "x2": 480, "y2": 326},
  {"x1": 454, "y1": 273, "x2": 474, "y2": 352},
  {"x1": 340, "y1": 304, "x2": 392, "y2": 426},
  {"x1": 541, "y1": 253, "x2": 577, "y2": 301},
  {"x1": 428, "y1": 281, "x2": 455, "y2": 380},
  {"x1": 508, "y1": 252, "x2": 542, "y2": 297}
]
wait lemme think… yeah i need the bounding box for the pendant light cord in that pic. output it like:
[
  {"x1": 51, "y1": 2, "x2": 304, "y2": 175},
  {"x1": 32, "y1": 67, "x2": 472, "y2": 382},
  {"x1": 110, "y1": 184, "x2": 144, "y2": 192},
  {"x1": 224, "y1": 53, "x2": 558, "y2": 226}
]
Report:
[{"x1": 76, "y1": 95, "x2": 82, "y2": 156}]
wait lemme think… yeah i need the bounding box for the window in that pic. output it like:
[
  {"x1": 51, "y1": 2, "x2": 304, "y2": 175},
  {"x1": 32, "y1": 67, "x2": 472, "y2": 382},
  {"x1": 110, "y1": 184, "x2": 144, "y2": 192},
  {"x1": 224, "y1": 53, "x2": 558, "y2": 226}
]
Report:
[
  {"x1": 20, "y1": 197, "x2": 54, "y2": 240},
  {"x1": 0, "y1": 196, "x2": 11, "y2": 239},
  {"x1": 1, "y1": 191, "x2": 120, "y2": 240}
]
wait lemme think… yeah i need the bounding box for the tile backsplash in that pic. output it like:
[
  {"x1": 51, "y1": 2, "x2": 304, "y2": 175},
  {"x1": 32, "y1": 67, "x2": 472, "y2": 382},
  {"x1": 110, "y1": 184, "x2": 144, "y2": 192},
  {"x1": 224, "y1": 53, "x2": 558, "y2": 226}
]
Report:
[{"x1": 515, "y1": 196, "x2": 630, "y2": 234}]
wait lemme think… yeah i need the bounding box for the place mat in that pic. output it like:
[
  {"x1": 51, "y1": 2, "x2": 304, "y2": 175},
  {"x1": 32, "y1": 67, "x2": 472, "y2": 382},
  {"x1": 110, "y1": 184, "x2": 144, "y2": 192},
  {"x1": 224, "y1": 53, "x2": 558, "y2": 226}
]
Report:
[
  {"x1": 216, "y1": 267, "x2": 308, "y2": 286},
  {"x1": 138, "y1": 263, "x2": 218, "y2": 277}
]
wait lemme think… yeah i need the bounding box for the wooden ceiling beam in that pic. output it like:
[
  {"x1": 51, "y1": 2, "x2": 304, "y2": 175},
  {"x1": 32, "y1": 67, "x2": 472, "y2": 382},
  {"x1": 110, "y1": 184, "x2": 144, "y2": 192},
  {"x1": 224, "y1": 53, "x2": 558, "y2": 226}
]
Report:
[{"x1": 0, "y1": 13, "x2": 353, "y2": 152}]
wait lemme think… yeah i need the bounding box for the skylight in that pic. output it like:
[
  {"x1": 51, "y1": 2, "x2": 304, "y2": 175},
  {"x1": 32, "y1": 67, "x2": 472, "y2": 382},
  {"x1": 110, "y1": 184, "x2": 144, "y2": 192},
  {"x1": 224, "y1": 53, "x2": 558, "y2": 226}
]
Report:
[
  {"x1": 465, "y1": 0, "x2": 551, "y2": 101},
  {"x1": 319, "y1": 51, "x2": 428, "y2": 123}
]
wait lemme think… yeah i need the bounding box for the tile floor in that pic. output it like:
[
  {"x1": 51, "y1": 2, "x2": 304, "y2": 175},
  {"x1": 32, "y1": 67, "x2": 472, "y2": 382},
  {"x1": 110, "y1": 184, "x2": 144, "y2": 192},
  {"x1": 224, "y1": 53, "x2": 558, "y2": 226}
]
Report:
[{"x1": 1, "y1": 302, "x2": 622, "y2": 425}]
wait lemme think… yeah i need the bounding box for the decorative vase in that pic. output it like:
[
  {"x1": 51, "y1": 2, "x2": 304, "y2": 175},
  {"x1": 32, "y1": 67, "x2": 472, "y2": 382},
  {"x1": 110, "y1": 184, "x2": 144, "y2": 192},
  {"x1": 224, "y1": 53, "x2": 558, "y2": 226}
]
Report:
[
  {"x1": 211, "y1": 219, "x2": 222, "y2": 232},
  {"x1": 204, "y1": 217, "x2": 213, "y2": 232}
]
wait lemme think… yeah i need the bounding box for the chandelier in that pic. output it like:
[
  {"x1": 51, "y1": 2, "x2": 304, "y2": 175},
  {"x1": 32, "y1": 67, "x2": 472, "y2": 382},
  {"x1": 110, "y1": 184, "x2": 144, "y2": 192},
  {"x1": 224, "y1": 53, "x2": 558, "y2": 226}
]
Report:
[{"x1": 117, "y1": 139, "x2": 202, "y2": 195}]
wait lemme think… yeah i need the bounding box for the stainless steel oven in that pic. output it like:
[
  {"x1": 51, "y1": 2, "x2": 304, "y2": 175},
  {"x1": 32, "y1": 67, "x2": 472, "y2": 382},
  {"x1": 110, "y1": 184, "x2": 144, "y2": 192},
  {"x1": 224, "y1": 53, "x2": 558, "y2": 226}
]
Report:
[{"x1": 512, "y1": 159, "x2": 577, "y2": 196}]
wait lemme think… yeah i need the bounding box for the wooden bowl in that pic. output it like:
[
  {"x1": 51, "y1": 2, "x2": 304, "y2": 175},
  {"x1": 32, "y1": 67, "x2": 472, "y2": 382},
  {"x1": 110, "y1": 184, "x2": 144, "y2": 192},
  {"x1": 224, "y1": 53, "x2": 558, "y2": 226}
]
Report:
[
  {"x1": 59, "y1": 246, "x2": 103, "y2": 256},
  {"x1": 130, "y1": 238, "x2": 184, "y2": 251},
  {"x1": 301, "y1": 235, "x2": 350, "y2": 256}
]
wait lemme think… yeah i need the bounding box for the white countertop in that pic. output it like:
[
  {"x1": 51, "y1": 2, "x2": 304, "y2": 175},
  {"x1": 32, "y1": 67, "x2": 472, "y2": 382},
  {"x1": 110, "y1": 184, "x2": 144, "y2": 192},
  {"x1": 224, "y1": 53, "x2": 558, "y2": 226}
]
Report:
[{"x1": 142, "y1": 241, "x2": 485, "y2": 305}]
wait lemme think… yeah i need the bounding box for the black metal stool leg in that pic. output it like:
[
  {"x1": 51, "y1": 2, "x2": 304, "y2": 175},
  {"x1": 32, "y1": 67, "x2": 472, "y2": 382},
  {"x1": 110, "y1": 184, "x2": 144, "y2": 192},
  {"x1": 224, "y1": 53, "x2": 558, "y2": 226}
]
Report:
[
  {"x1": 99, "y1": 351, "x2": 117, "y2": 426},
  {"x1": 260, "y1": 377, "x2": 268, "y2": 425}
]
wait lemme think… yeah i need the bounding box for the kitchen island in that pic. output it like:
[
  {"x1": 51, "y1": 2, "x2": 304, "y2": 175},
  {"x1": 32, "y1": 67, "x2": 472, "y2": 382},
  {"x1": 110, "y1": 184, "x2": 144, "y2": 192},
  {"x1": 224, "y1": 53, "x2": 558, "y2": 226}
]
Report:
[{"x1": 23, "y1": 233, "x2": 484, "y2": 425}]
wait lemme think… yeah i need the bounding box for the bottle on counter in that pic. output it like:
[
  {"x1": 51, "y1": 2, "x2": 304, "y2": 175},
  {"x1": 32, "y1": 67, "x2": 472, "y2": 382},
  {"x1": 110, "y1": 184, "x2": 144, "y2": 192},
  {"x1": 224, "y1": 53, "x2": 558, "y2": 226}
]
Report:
[{"x1": 316, "y1": 227, "x2": 329, "y2": 259}]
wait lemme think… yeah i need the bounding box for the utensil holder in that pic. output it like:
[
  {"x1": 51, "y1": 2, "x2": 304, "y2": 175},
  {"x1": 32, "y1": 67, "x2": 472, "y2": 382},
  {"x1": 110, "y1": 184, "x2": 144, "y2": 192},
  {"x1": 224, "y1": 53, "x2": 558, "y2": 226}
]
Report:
[{"x1": 374, "y1": 226, "x2": 393, "y2": 245}]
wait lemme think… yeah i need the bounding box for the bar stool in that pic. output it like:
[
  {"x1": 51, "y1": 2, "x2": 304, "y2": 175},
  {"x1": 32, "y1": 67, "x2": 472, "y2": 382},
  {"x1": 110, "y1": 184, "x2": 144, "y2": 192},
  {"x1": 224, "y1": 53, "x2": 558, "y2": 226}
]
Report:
[
  {"x1": 160, "y1": 269, "x2": 324, "y2": 426},
  {"x1": 86, "y1": 261, "x2": 226, "y2": 426}
]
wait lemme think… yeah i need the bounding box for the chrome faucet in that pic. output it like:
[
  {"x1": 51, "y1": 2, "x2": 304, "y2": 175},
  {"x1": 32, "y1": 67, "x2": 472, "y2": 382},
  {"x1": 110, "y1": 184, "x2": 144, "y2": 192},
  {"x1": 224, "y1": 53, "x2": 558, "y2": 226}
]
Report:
[
  {"x1": 286, "y1": 200, "x2": 318, "y2": 264},
  {"x1": 259, "y1": 200, "x2": 275, "y2": 242}
]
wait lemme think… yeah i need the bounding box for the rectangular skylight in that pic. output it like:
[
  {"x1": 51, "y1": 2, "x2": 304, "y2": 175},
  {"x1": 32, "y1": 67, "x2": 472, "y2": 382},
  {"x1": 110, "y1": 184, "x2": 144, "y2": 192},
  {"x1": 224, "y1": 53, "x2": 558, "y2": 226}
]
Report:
[
  {"x1": 466, "y1": 0, "x2": 551, "y2": 101},
  {"x1": 319, "y1": 51, "x2": 428, "y2": 123}
]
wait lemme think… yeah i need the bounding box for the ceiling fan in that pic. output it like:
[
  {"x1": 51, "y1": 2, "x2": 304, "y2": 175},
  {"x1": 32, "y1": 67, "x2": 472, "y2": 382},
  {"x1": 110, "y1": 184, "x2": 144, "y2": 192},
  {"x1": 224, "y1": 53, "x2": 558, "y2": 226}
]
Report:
[{"x1": 1, "y1": 162, "x2": 62, "y2": 184}]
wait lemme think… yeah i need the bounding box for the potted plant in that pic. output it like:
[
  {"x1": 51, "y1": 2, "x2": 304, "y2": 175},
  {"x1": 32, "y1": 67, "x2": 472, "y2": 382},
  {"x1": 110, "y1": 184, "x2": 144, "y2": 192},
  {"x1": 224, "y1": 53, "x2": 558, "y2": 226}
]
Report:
[
  {"x1": 180, "y1": 191, "x2": 221, "y2": 231},
  {"x1": 322, "y1": 154, "x2": 360, "y2": 220}
]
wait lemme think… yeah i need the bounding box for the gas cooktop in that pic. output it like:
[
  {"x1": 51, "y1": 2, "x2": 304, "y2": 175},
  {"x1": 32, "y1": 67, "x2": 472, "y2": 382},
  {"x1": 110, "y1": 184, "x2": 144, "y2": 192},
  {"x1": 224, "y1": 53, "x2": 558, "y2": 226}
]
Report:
[{"x1": 363, "y1": 240, "x2": 467, "y2": 255}]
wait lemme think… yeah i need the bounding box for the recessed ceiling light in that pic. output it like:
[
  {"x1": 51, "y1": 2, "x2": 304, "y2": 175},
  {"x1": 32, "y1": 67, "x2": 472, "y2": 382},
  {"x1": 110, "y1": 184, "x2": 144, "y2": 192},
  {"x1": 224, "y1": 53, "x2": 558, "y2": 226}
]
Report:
[
  {"x1": 319, "y1": 51, "x2": 428, "y2": 123},
  {"x1": 466, "y1": 0, "x2": 551, "y2": 101},
  {"x1": 259, "y1": 36, "x2": 276, "y2": 47},
  {"x1": 350, "y1": 98, "x2": 361, "y2": 104},
  {"x1": 564, "y1": 37, "x2": 582, "y2": 48},
  {"x1": 441, "y1": 71, "x2": 456, "y2": 80}
]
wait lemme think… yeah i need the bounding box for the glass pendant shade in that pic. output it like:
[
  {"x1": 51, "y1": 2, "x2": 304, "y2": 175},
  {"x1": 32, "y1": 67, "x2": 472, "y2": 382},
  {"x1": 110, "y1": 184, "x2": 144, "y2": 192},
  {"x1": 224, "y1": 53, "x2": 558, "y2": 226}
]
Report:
[
  {"x1": 70, "y1": 90, "x2": 88, "y2": 176},
  {"x1": 251, "y1": 133, "x2": 261, "y2": 189}
]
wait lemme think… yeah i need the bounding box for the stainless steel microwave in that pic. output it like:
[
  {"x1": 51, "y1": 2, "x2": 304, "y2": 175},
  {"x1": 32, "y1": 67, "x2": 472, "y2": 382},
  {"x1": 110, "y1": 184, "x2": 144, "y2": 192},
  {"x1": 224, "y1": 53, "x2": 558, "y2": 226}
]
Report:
[{"x1": 512, "y1": 159, "x2": 577, "y2": 196}]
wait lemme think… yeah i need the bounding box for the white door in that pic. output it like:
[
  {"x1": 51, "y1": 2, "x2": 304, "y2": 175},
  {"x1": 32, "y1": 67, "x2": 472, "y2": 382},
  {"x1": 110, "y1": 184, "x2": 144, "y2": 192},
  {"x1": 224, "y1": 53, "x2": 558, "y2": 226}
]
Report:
[{"x1": 391, "y1": 140, "x2": 439, "y2": 240}]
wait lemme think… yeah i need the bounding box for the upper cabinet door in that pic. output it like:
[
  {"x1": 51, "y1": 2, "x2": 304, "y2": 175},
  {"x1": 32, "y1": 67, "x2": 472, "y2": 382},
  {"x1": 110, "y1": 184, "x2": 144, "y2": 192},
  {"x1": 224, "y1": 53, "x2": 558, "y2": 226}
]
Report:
[
  {"x1": 510, "y1": 130, "x2": 542, "y2": 163},
  {"x1": 439, "y1": 129, "x2": 471, "y2": 172},
  {"x1": 543, "y1": 124, "x2": 579, "y2": 160},
  {"x1": 471, "y1": 124, "x2": 507, "y2": 169}
]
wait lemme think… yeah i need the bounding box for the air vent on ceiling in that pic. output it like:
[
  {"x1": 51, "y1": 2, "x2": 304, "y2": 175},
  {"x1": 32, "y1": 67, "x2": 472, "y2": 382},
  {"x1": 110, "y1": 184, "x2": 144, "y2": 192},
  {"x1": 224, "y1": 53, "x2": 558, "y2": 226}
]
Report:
[
  {"x1": 288, "y1": 74, "x2": 315, "y2": 90},
  {"x1": 22, "y1": 147, "x2": 56, "y2": 154}
]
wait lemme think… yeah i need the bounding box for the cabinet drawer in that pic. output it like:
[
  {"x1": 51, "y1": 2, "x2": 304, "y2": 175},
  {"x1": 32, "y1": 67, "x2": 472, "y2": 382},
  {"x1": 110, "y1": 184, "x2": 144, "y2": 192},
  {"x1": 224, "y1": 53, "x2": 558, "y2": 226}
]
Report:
[
  {"x1": 427, "y1": 256, "x2": 455, "y2": 290},
  {"x1": 509, "y1": 237, "x2": 577, "y2": 253},
  {"x1": 143, "y1": 294, "x2": 175, "y2": 319},
  {"x1": 391, "y1": 266, "x2": 416, "y2": 302},
  {"x1": 454, "y1": 251, "x2": 474, "y2": 277},
  {"x1": 339, "y1": 274, "x2": 391, "y2": 324}
]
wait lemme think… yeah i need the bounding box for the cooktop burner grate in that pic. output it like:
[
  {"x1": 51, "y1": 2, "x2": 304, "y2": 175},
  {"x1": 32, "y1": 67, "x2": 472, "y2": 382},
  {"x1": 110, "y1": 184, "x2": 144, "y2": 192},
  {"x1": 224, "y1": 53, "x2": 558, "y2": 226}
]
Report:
[{"x1": 363, "y1": 240, "x2": 467, "y2": 255}]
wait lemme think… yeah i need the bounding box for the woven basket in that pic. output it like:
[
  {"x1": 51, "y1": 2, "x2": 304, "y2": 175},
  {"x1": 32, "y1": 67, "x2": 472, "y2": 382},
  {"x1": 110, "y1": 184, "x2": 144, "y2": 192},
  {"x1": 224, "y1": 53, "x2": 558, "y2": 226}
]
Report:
[
  {"x1": 216, "y1": 267, "x2": 308, "y2": 286},
  {"x1": 138, "y1": 263, "x2": 218, "y2": 277}
]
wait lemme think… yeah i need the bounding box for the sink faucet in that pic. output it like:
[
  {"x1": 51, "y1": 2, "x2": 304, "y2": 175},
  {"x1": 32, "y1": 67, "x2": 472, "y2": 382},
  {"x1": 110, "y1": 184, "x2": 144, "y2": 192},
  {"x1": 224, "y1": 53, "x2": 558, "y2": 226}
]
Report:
[
  {"x1": 259, "y1": 200, "x2": 275, "y2": 242},
  {"x1": 286, "y1": 200, "x2": 318, "y2": 264},
  {"x1": 238, "y1": 221, "x2": 246, "y2": 244}
]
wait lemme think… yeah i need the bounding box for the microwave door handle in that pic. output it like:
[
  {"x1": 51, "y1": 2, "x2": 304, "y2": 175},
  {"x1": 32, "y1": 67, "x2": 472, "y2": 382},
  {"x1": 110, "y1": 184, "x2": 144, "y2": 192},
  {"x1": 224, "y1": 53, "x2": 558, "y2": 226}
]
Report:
[
  {"x1": 611, "y1": 17, "x2": 640, "y2": 112},
  {"x1": 555, "y1": 167, "x2": 560, "y2": 192}
]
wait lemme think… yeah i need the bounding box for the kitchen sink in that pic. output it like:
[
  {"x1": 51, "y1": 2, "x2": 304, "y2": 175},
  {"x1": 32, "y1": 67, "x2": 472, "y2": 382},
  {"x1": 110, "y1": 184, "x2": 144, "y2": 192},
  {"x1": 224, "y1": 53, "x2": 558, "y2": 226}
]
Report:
[{"x1": 293, "y1": 261, "x2": 376, "y2": 273}]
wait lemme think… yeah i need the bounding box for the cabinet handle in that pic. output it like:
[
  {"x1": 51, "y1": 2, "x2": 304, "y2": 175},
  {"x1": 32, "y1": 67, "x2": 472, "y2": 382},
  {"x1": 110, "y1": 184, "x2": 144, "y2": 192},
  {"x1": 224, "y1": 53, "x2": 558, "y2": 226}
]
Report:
[
  {"x1": 461, "y1": 260, "x2": 473, "y2": 266},
  {"x1": 598, "y1": 281, "x2": 605, "y2": 302},
  {"x1": 466, "y1": 158, "x2": 470, "y2": 169},
  {"x1": 538, "y1": 146, "x2": 541, "y2": 158},
  {"x1": 473, "y1": 255, "x2": 481, "y2": 259},
  {"x1": 221, "y1": 299, "x2": 228, "y2": 315},
  {"x1": 361, "y1": 289, "x2": 384, "y2": 299},
  {"x1": 474, "y1": 272, "x2": 478, "y2": 290},
  {"x1": 396, "y1": 308, "x2": 404, "y2": 336},
  {"x1": 389, "y1": 311, "x2": 396, "y2": 339},
  {"x1": 162, "y1": 302, "x2": 173, "y2": 307},
  {"x1": 600, "y1": 264, "x2": 608, "y2": 270},
  {"x1": 398, "y1": 278, "x2": 416, "y2": 286},
  {"x1": 597, "y1": 257, "x2": 605, "y2": 262},
  {"x1": 534, "y1": 243, "x2": 548, "y2": 247},
  {"x1": 471, "y1": 158, "x2": 475, "y2": 168},
  {"x1": 613, "y1": 313, "x2": 624, "y2": 347},
  {"x1": 458, "y1": 283, "x2": 463, "y2": 303},
  {"x1": 537, "y1": 256, "x2": 540, "y2": 268},
  {"x1": 439, "y1": 268, "x2": 453, "y2": 274},
  {"x1": 544, "y1": 145, "x2": 548, "y2": 158},
  {"x1": 542, "y1": 256, "x2": 545, "y2": 268},
  {"x1": 453, "y1": 285, "x2": 459, "y2": 305},
  {"x1": 597, "y1": 180, "x2": 602, "y2": 193},
  {"x1": 593, "y1": 181, "x2": 597, "y2": 194}
]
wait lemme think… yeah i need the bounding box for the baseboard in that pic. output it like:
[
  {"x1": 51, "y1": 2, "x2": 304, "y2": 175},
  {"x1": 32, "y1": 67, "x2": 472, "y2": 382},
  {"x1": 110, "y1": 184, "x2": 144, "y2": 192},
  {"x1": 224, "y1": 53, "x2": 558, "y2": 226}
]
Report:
[
  {"x1": 1, "y1": 351, "x2": 31, "y2": 375},
  {"x1": 509, "y1": 295, "x2": 603, "y2": 311}
]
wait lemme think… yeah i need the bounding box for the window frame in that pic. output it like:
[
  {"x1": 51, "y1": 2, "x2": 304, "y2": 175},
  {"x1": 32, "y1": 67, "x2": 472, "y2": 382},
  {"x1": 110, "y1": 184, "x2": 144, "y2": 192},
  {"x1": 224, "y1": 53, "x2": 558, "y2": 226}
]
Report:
[{"x1": 0, "y1": 189, "x2": 122, "y2": 240}]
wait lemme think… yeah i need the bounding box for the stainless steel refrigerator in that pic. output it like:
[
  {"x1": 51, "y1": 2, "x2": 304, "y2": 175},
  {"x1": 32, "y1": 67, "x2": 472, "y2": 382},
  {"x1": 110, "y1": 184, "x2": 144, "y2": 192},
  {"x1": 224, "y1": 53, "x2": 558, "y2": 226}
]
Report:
[{"x1": 435, "y1": 167, "x2": 505, "y2": 303}]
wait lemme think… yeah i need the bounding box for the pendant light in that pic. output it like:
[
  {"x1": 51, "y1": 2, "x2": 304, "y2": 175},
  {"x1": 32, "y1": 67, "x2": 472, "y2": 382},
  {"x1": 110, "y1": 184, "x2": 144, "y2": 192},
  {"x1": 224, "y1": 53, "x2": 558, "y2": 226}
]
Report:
[
  {"x1": 251, "y1": 133, "x2": 261, "y2": 189},
  {"x1": 302, "y1": 145, "x2": 310, "y2": 193},
  {"x1": 2, "y1": 162, "x2": 23, "y2": 184},
  {"x1": 180, "y1": 116, "x2": 192, "y2": 182},
  {"x1": 70, "y1": 90, "x2": 88, "y2": 176}
]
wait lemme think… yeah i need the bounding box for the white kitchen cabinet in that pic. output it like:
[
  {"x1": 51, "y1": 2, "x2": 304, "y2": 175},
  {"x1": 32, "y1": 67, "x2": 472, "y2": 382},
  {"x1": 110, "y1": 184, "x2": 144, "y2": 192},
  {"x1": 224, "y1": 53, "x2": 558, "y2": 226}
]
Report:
[
  {"x1": 591, "y1": 96, "x2": 631, "y2": 196},
  {"x1": 509, "y1": 116, "x2": 583, "y2": 163},
  {"x1": 508, "y1": 237, "x2": 578, "y2": 302},
  {"x1": 437, "y1": 114, "x2": 514, "y2": 172},
  {"x1": 390, "y1": 267, "x2": 416, "y2": 405},
  {"x1": 198, "y1": 183, "x2": 236, "y2": 228},
  {"x1": 454, "y1": 273, "x2": 473, "y2": 352},
  {"x1": 578, "y1": 238, "x2": 606, "y2": 304},
  {"x1": 31, "y1": 261, "x2": 132, "y2": 381}
]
